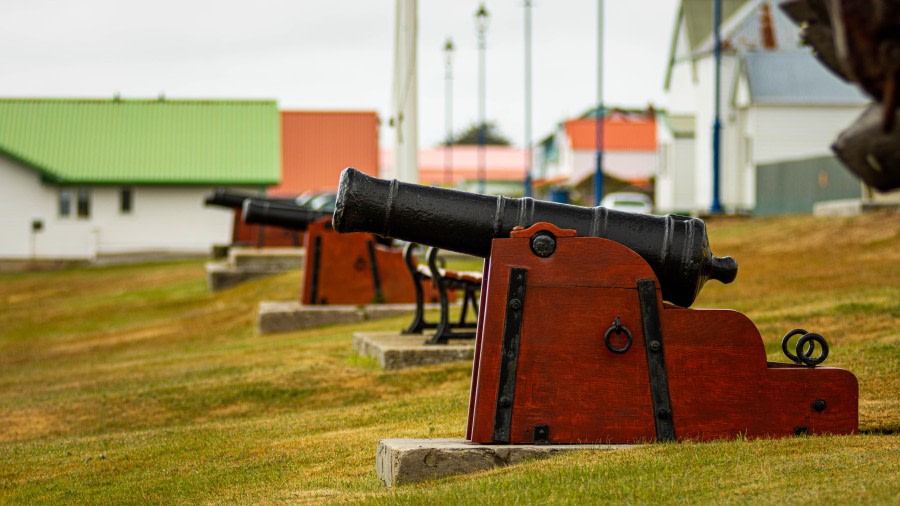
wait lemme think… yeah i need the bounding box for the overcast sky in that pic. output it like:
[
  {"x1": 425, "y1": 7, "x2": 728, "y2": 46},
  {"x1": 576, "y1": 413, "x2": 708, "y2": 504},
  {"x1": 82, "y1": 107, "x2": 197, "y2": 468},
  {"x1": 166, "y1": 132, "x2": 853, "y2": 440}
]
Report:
[{"x1": 0, "y1": 0, "x2": 679, "y2": 148}]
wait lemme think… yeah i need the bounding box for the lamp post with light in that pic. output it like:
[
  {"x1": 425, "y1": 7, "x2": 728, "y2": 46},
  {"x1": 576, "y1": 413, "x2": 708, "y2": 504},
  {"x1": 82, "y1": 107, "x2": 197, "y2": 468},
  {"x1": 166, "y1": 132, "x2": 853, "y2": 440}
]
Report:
[
  {"x1": 444, "y1": 38, "x2": 455, "y2": 187},
  {"x1": 524, "y1": 0, "x2": 533, "y2": 197},
  {"x1": 594, "y1": 0, "x2": 605, "y2": 206},
  {"x1": 475, "y1": 3, "x2": 489, "y2": 194}
]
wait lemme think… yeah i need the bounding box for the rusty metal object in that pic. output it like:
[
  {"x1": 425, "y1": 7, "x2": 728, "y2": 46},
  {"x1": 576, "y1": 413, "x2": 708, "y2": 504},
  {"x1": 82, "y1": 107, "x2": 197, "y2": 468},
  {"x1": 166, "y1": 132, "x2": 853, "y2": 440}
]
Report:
[
  {"x1": 781, "y1": 0, "x2": 900, "y2": 190},
  {"x1": 332, "y1": 168, "x2": 737, "y2": 308},
  {"x1": 833, "y1": 103, "x2": 900, "y2": 190}
]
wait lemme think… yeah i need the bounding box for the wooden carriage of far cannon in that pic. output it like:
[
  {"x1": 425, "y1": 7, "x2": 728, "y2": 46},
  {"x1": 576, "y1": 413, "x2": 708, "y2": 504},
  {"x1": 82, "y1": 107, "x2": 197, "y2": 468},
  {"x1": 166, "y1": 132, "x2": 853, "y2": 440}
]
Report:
[
  {"x1": 204, "y1": 189, "x2": 321, "y2": 247},
  {"x1": 242, "y1": 199, "x2": 445, "y2": 306},
  {"x1": 333, "y1": 168, "x2": 859, "y2": 444}
]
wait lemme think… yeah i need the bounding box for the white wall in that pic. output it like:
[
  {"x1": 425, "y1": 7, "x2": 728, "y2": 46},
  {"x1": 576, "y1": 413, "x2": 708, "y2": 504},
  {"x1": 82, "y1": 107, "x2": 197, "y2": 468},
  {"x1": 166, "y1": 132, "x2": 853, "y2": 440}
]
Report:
[
  {"x1": 665, "y1": 19, "x2": 697, "y2": 115},
  {"x1": 0, "y1": 156, "x2": 234, "y2": 259},
  {"x1": 89, "y1": 186, "x2": 233, "y2": 255},
  {"x1": 570, "y1": 150, "x2": 658, "y2": 182},
  {"x1": 692, "y1": 54, "x2": 741, "y2": 212},
  {"x1": 748, "y1": 105, "x2": 865, "y2": 165},
  {"x1": 655, "y1": 132, "x2": 696, "y2": 213},
  {"x1": 724, "y1": 104, "x2": 865, "y2": 210}
]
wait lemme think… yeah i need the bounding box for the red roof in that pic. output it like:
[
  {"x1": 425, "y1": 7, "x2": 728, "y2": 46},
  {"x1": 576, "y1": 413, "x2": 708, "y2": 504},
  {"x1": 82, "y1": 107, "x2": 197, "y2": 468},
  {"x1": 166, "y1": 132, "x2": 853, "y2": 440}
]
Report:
[
  {"x1": 269, "y1": 111, "x2": 379, "y2": 196},
  {"x1": 564, "y1": 113, "x2": 656, "y2": 151},
  {"x1": 381, "y1": 145, "x2": 528, "y2": 184}
]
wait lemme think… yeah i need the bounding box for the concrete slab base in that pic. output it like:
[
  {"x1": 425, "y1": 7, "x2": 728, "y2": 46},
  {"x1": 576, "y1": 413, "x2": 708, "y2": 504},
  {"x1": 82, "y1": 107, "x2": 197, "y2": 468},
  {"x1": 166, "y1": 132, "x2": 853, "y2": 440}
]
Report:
[
  {"x1": 376, "y1": 438, "x2": 634, "y2": 487},
  {"x1": 205, "y1": 248, "x2": 305, "y2": 291},
  {"x1": 813, "y1": 198, "x2": 899, "y2": 217},
  {"x1": 205, "y1": 262, "x2": 282, "y2": 292},
  {"x1": 353, "y1": 332, "x2": 475, "y2": 369},
  {"x1": 258, "y1": 302, "x2": 432, "y2": 334},
  {"x1": 229, "y1": 247, "x2": 305, "y2": 270}
]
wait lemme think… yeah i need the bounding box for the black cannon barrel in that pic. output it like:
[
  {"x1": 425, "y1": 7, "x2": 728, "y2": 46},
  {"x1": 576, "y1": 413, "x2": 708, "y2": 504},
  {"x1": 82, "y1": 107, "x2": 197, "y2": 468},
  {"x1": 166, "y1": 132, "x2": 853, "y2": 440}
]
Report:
[
  {"x1": 333, "y1": 168, "x2": 737, "y2": 308},
  {"x1": 204, "y1": 188, "x2": 298, "y2": 210},
  {"x1": 242, "y1": 199, "x2": 333, "y2": 231}
]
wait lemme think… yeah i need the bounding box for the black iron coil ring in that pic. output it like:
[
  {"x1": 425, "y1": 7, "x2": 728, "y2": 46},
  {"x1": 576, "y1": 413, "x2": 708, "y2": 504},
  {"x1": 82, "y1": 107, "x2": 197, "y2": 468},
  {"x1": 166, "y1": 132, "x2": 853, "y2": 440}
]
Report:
[
  {"x1": 604, "y1": 317, "x2": 632, "y2": 354},
  {"x1": 796, "y1": 333, "x2": 829, "y2": 366},
  {"x1": 781, "y1": 328, "x2": 829, "y2": 366}
]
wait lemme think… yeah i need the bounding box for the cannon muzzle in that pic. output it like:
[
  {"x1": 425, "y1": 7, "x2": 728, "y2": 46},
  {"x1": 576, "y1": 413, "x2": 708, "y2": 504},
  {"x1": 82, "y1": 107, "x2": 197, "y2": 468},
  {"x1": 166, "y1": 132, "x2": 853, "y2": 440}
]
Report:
[
  {"x1": 333, "y1": 168, "x2": 737, "y2": 307},
  {"x1": 242, "y1": 199, "x2": 333, "y2": 231},
  {"x1": 204, "y1": 188, "x2": 297, "y2": 210}
]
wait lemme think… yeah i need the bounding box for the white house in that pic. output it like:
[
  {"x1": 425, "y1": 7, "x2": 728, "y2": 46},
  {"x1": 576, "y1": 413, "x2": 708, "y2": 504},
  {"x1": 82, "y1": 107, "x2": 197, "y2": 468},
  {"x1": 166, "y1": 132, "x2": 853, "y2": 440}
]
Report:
[
  {"x1": 657, "y1": 0, "x2": 869, "y2": 214},
  {"x1": 535, "y1": 108, "x2": 658, "y2": 203},
  {"x1": 0, "y1": 98, "x2": 279, "y2": 260}
]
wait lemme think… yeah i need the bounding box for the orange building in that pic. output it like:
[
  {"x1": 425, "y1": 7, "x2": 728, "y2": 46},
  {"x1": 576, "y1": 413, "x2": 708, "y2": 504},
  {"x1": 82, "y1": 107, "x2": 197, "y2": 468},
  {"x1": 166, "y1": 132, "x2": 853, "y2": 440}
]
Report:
[
  {"x1": 233, "y1": 110, "x2": 380, "y2": 246},
  {"x1": 271, "y1": 110, "x2": 380, "y2": 195},
  {"x1": 563, "y1": 113, "x2": 657, "y2": 153},
  {"x1": 535, "y1": 109, "x2": 658, "y2": 190}
]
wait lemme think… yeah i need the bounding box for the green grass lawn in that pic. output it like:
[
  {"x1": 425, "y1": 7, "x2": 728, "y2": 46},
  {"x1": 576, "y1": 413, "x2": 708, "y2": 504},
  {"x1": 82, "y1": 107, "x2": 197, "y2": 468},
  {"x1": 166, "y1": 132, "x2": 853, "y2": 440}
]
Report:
[{"x1": 0, "y1": 212, "x2": 898, "y2": 504}]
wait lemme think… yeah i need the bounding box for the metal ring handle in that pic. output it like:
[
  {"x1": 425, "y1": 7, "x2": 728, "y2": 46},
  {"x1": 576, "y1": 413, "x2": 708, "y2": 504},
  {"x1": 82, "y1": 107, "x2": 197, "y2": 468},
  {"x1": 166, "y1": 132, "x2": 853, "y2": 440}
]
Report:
[
  {"x1": 604, "y1": 317, "x2": 632, "y2": 354},
  {"x1": 781, "y1": 328, "x2": 814, "y2": 363},
  {"x1": 796, "y1": 333, "x2": 829, "y2": 366}
]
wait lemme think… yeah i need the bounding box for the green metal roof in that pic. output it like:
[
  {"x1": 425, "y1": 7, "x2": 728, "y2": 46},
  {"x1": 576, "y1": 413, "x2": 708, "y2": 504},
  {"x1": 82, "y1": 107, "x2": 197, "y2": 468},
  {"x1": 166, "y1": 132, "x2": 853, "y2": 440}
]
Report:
[{"x1": 0, "y1": 98, "x2": 280, "y2": 185}]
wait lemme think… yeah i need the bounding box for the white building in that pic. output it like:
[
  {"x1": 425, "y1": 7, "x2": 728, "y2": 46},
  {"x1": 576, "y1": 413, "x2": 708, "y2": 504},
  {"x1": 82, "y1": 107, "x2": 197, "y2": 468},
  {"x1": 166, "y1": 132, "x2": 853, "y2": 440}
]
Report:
[
  {"x1": 658, "y1": 0, "x2": 868, "y2": 214},
  {"x1": 0, "y1": 98, "x2": 279, "y2": 260},
  {"x1": 535, "y1": 108, "x2": 658, "y2": 203}
]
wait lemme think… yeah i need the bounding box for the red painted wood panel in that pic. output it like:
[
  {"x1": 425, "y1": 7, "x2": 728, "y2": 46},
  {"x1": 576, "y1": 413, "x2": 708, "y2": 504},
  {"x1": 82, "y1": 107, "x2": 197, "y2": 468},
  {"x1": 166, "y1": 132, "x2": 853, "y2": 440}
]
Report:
[
  {"x1": 231, "y1": 208, "x2": 306, "y2": 247},
  {"x1": 467, "y1": 224, "x2": 858, "y2": 444},
  {"x1": 300, "y1": 218, "x2": 440, "y2": 305}
]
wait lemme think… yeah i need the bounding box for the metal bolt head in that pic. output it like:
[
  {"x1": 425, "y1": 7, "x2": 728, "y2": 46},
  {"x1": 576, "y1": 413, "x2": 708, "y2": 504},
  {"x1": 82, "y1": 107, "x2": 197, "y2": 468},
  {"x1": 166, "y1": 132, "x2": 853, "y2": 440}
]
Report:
[
  {"x1": 649, "y1": 341, "x2": 661, "y2": 352},
  {"x1": 499, "y1": 396, "x2": 511, "y2": 408},
  {"x1": 657, "y1": 408, "x2": 671, "y2": 419},
  {"x1": 530, "y1": 233, "x2": 556, "y2": 258},
  {"x1": 509, "y1": 298, "x2": 522, "y2": 310},
  {"x1": 812, "y1": 399, "x2": 827, "y2": 412}
]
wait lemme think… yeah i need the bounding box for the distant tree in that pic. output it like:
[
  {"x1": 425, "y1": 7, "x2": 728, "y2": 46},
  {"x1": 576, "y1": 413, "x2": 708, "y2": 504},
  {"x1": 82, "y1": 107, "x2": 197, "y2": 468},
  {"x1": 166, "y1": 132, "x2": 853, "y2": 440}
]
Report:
[{"x1": 445, "y1": 122, "x2": 511, "y2": 146}]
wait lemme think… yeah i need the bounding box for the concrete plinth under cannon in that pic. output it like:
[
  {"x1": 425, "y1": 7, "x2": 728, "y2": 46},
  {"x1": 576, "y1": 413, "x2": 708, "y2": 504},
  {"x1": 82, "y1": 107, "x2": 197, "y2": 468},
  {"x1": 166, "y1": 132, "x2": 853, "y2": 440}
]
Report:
[
  {"x1": 353, "y1": 332, "x2": 475, "y2": 369},
  {"x1": 258, "y1": 302, "x2": 436, "y2": 334},
  {"x1": 376, "y1": 439, "x2": 634, "y2": 487},
  {"x1": 206, "y1": 247, "x2": 305, "y2": 291}
]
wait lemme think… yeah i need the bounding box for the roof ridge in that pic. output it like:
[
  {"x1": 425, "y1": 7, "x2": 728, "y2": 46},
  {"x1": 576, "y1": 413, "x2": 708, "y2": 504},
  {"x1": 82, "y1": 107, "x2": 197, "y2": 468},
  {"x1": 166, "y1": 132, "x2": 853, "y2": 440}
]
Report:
[
  {"x1": 0, "y1": 97, "x2": 277, "y2": 105},
  {"x1": 0, "y1": 99, "x2": 280, "y2": 184},
  {"x1": 281, "y1": 109, "x2": 378, "y2": 115}
]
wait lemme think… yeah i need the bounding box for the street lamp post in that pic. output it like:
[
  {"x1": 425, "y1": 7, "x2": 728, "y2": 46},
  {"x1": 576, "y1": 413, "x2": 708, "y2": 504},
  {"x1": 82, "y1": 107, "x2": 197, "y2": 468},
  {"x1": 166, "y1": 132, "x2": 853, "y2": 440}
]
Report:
[
  {"x1": 475, "y1": 3, "x2": 489, "y2": 194},
  {"x1": 594, "y1": 0, "x2": 605, "y2": 206},
  {"x1": 524, "y1": 0, "x2": 533, "y2": 198},
  {"x1": 444, "y1": 38, "x2": 455, "y2": 187},
  {"x1": 711, "y1": 0, "x2": 724, "y2": 213}
]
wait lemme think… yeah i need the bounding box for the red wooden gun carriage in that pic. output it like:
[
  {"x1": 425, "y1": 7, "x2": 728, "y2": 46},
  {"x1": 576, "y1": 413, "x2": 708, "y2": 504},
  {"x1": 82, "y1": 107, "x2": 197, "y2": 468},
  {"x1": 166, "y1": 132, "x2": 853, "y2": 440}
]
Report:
[
  {"x1": 333, "y1": 168, "x2": 858, "y2": 443},
  {"x1": 242, "y1": 199, "x2": 441, "y2": 306}
]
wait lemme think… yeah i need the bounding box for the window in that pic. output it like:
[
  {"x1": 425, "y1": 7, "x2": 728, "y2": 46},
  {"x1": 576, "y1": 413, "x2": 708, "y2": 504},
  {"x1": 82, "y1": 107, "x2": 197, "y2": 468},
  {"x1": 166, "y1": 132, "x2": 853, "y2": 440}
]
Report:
[
  {"x1": 59, "y1": 188, "x2": 71, "y2": 217},
  {"x1": 76, "y1": 187, "x2": 91, "y2": 218},
  {"x1": 120, "y1": 187, "x2": 133, "y2": 214}
]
